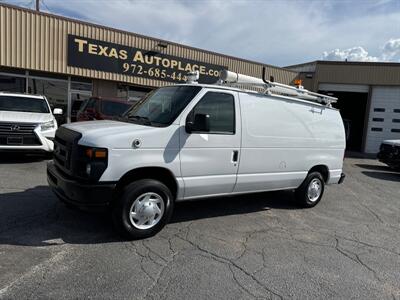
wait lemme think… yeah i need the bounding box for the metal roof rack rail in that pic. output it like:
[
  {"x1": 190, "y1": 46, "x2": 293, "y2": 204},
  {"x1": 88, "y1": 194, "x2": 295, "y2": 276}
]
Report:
[{"x1": 219, "y1": 67, "x2": 337, "y2": 107}]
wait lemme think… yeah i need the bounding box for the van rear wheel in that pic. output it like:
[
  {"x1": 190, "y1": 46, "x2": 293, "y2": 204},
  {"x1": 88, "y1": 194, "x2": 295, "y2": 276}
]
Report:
[
  {"x1": 112, "y1": 179, "x2": 174, "y2": 239},
  {"x1": 295, "y1": 172, "x2": 325, "y2": 208}
]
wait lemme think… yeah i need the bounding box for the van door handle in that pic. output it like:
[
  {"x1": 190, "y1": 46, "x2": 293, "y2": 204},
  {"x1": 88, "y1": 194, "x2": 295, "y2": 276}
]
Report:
[{"x1": 232, "y1": 150, "x2": 239, "y2": 163}]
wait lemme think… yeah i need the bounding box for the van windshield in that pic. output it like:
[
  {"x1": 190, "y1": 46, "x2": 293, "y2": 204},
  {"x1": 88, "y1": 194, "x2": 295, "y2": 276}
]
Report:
[
  {"x1": 0, "y1": 96, "x2": 50, "y2": 113},
  {"x1": 123, "y1": 86, "x2": 202, "y2": 126}
]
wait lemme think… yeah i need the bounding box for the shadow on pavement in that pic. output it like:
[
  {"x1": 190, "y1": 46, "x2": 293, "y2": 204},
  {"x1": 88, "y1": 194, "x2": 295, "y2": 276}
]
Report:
[
  {"x1": 345, "y1": 151, "x2": 376, "y2": 159},
  {"x1": 0, "y1": 185, "x2": 298, "y2": 246},
  {"x1": 355, "y1": 163, "x2": 391, "y2": 171},
  {"x1": 362, "y1": 171, "x2": 400, "y2": 182},
  {"x1": 172, "y1": 190, "x2": 297, "y2": 224}
]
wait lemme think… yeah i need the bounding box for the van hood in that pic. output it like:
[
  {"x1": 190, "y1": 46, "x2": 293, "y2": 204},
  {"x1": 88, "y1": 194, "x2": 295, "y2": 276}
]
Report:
[
  {"x1": 63, "y1": 120, "x2": 178, "y2": 149},
  {"x1": 0, "y1": 110, "x2": 53, "y2": 123},
  {"x1": 64, "y1": 120, "x2": 154, "y2": 137},
  {"x1": 382, "y1": 139, "x2": 400, "y2": 146}
]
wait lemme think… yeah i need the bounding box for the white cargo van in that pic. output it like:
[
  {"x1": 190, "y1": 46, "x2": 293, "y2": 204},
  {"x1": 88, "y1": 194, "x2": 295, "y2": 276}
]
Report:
[{"x1": 47, "y1": 70, "x2": 346, "y2": 239}]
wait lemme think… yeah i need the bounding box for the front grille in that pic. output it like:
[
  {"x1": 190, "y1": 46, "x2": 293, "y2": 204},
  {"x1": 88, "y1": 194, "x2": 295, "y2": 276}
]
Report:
[
  {"x1": 380, "y1": 143, "x2": 395, "y2": 155},
  {"x1": 379, "y1": 143, "x2": 400, "y2": 159},
  {"x1": 0, "y1": 122, "x2": 41, "y2": 146},
  {"x1": 53, "y1": 127, "x2": 82, "y2": 177}
]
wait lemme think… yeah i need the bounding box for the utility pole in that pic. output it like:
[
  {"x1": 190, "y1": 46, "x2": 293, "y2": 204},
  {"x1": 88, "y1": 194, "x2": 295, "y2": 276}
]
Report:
[{"x1": 36, "y1": 0, "x2": 40, "y2": 11}]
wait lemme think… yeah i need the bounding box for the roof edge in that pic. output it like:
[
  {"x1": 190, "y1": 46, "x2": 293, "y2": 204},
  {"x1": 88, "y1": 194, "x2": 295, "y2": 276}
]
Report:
[
  {"x1": 0, "y1": 3, "x2": 297, "y2": 74},
  {"x1": 286, "y1": 60, "x2": 400, "y2": 68}
]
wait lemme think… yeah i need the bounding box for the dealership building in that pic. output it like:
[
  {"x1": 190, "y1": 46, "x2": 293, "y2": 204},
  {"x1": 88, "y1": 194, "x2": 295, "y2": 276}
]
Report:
[
  {"x1": 0, "y1": 3, "x2": 297, "y2": 121},
  {"x1": 1, "y1": 3, "x2": 400, "y2": 154}
]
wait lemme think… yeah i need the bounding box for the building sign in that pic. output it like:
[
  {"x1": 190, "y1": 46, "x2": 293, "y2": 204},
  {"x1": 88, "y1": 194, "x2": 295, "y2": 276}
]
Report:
[{"x1": 67, "y1": 35, "x2": 226, "y2": 84}]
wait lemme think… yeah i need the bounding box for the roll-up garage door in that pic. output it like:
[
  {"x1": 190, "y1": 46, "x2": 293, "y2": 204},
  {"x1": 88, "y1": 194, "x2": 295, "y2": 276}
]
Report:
[
  {"x1": 318, "y1": 83, "x2": 369, "y2": 152},
  {"x1": 365, "y1": 86, "x2": 400, "y2": 153}
]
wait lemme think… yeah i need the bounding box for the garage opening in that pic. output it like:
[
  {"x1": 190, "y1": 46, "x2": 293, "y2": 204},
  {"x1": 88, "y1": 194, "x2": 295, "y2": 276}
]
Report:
[{"x1": 319, "y1": 90, "x2": 368, "y2": 152}]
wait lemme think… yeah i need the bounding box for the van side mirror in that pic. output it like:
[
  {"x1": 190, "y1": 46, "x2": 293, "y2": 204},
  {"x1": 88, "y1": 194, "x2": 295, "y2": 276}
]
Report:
[
  {"x1": 186, "y1": 113, "x2": 210, "y2": 133},
  {"x1": 53, "y1": 108, "x2": 63, "y2": 115}
]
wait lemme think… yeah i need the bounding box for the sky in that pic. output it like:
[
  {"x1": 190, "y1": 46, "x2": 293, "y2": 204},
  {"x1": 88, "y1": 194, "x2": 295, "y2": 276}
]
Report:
[{"x1": 2, "y1": 0, "x2": 400, "y2": 66}]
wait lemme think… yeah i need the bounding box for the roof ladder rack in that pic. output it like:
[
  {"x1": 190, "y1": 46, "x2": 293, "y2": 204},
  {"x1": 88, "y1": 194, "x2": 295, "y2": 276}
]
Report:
[{"x1": 219, "y1": 67, "x2": 337, "y2": 107}]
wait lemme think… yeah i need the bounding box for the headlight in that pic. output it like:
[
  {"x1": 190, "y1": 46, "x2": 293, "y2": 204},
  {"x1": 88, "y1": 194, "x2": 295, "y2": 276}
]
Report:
[
  {"x1": 41, "y1": 120, "x2": 56, "y2": 131},
  {"x1": 78, "y1": 146, "x2": 108, "y2": 181},
  {"x1": 86, "y1": 163, "x2": 92, "y2": 176}
]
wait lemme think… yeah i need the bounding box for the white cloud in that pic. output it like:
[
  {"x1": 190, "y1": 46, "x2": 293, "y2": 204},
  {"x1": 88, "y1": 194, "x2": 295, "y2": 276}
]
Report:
[
  {"x1": 322, "y1": 38, "x2": 400, "y2": 62},
  {"x1": 382, "y1": 38, "x2": 400, "y2": 61},
  {"x1": 322, "y1": 46, "x2": 379, "y2": 62}
]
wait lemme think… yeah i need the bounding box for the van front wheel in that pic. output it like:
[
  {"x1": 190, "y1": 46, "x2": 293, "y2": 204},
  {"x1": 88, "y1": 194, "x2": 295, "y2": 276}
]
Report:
[
  {"x1": 112, "y1": 179, "x2": 174, "y2": 239},
  {"x1": 295, "y1": 172, "x2": 325, "y2": 208}
]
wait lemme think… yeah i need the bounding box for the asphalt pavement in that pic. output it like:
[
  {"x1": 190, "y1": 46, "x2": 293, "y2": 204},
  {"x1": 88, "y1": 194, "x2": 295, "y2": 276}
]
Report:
[{"x1": 0, "y1": 154, "x2": 399, "y2": 299}]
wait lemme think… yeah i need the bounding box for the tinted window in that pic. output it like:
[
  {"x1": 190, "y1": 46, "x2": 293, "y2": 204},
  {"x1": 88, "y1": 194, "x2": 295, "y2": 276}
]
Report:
[
  {"x1": 77, "y1": 99, "x2": 89, "y2": 113},
  {"x1": 0, "y1": 96, "x2": 49, "y2": 113},
  {"x1": 0, "y1": 75, "x2": 25, "y2": 93},
  {"x1": 101, "y1": 101, "x2": 130, "y2": 116},
  {"x1": 372, "y1": 118, "x2": 384, "y2": 122},
  {"x1": 192, "y1": 92, "x2": 235, "y2": 134},
  {"x1": 86, "y1": 98, "x2": 96, "y2": 110}
]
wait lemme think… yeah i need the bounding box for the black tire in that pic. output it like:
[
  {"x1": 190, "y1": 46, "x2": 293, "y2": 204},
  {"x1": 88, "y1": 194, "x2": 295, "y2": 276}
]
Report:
[
  {"x1": 295, "y1": 172, "x2": 325, "y2": 208},
  {"x1": 112, "y1": 179, "x2": 174, "y2": 240}
]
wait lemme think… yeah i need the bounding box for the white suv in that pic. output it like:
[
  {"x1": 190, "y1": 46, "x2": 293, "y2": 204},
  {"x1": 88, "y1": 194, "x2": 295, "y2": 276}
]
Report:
[{"x1": 0, "y1": 92, "x2": 63, "y2": 153}]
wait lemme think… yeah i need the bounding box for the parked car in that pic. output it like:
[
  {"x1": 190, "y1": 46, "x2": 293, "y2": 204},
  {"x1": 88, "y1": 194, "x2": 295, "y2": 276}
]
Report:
[
  {"x1": 377, "y1": 140, "x2": 400, "y2": 169},
  {"x1": 0, "y1": 92, "x2": 63, "y2": 153},
  {"x1": 47, "y1": 71, "x2": 346, "y2": 239},
  {"x1": 76, "y1": 97, "x2": 131, "y2": 121}
]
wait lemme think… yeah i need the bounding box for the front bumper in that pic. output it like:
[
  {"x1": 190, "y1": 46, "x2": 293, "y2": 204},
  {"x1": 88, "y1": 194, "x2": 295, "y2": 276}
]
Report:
[
  {"x1": 377, "y1": 150, "x2": 400, "y2": 169},
  {"x1": 47, "y1": 161, "x2": 116, "y2": 209},
  {"x1": 0, "y1": 127, "x2": 56, "y2": 152}
]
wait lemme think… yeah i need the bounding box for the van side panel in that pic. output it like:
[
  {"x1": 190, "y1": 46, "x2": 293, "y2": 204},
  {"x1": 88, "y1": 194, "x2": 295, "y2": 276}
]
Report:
[{"x1": 235, "y1": 92, "x2": 345, "y2": 193}]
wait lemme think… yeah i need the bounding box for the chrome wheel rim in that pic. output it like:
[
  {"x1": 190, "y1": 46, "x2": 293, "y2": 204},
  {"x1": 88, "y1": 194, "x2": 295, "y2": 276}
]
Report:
[
  {"x1": 307, "y1": 178, "x2": 322, "y2": 202},
  {"x1": 129, "y1": 192, "x2": 165, "y2": 230}
]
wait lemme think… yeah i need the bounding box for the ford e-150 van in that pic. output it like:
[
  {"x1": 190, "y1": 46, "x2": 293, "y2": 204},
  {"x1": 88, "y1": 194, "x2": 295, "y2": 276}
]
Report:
[{"x1": 47, "y1": 70, "x2": 346, "y2": 239}]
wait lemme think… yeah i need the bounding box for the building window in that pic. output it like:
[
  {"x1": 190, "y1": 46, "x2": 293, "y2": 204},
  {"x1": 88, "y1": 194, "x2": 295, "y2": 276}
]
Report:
[
  {"x1": 371, "y1": 127, "x2": 383, "y2": 132},
  {"x1": 28, "y1": 78, "x2": 68, "y2": 123},
  {"x1": 0, "y1": 75, "x2": 26, "y2": 93},
  {"x1": 393, "y1": 119, "x2": 400, "y2": 123},
  {"x1": 117, "y1": 83, "x2": 152, "y2": 103},
  {"x1": 394, "y1": 109, "x2": 400, "y2": 113},
  {"x1": 117, "y1": 84, "x2": 128, "y2": 100},
  {"x1": 372, "y1": 118, "x2": 384, "y2": 122},
  {"x1": 71, "y1": 81, "x2": 92, "y2": 91},
  {"x1": 373, "y1": 108, "x2": 385, "y2": 112},
  {"x1": 391, "y1": 129, "x2": 400, "y2": 133}
]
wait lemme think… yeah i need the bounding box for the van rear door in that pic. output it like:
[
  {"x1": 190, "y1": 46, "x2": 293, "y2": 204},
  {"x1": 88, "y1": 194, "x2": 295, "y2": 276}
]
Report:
[{"x1": 179, "y1": 89, "x2": 241, "y2": 198}]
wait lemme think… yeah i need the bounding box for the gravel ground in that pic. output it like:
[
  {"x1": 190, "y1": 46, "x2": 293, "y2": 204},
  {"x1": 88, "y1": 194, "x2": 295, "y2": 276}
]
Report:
[{"x1": 0, "y1": 154, "x2": 399, "y2": 299}]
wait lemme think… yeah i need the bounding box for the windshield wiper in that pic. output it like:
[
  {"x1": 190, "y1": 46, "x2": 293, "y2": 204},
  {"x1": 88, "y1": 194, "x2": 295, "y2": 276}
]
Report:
[{"x1": 127, "y1": 115, "x2": 152, "y2": 125}]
